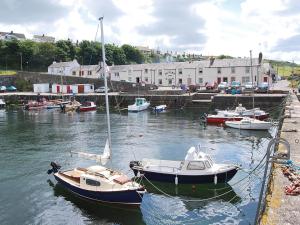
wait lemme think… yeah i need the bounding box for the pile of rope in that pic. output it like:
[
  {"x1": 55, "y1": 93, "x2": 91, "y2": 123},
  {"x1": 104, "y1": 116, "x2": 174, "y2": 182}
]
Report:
[{"x1": 282, "y1": 160, "x2": 300, "y2": 195}]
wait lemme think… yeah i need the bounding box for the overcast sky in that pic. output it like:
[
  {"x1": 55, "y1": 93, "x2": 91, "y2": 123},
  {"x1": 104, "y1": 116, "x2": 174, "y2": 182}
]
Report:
[{"x1": 1, "y1": 0, "x2": 300, "y2": 63}]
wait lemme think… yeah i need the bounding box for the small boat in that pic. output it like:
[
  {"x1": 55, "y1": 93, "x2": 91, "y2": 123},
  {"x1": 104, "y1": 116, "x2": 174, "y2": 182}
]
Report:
[
  {"x1": 206, "y1": 104, "x2": 269, "y2": 124},
  {"x1": 225, "y1": 117, "x2": 272, "y2": 130},
  {"x1": 24, "y1": 99, "x2": 48, "y2": 110},
  {"x1": 128, "y1": 98, "x2": 150, "y2": 112},
  {"x1": 79, "y1": 101, "x2": 97, "y2": 112},
  {"x1": 48, "y1": 17, "x2": 146, "y2": 205},
  {"x1": 234, "y1": 104, "x2": 269, "y2": 120},
  {"x1": 61, "y1": 99, "x2": 81, "y2": 112},
  {"x1": 206, "y1": 111, "x2": 243, "y2": 124},
  {"x1": 46, "y1": 100, "x2": 70, "y2": 110},
  {"x1": 0, "y1": 99, "x2": 5, "y2": 108},
  {"x1": 129, "y1": 146, "x2": 239, "y2": 184},
  {"x1": 153, "y1": 105, "x2": 167, "y2": 113}
]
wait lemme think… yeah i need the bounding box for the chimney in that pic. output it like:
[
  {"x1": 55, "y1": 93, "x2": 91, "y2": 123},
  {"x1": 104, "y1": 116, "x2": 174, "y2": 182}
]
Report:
[
  {"x1": 42, "y1": 34, "x2": 45, "y2": 37},
  {"x1": 10, "y1": 31, "x2": 13, "y2": 34}
]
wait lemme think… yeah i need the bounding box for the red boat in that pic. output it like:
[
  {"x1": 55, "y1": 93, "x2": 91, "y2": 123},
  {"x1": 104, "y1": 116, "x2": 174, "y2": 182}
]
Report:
[
  {"x1": 206, "y1": 105, "x2": 269, "y2": 124},
  {"x1": 206, "y1": 111, "x2": 243, "y2": 124},
  {"x1": 79, "y1": 101, "x2": 97, "y2": 112}
]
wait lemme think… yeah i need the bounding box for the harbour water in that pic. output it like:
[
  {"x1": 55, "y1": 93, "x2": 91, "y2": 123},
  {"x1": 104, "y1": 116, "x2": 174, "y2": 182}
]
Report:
[{"x1": 0, "y1": 108, "x2": 279, "y2": 225}]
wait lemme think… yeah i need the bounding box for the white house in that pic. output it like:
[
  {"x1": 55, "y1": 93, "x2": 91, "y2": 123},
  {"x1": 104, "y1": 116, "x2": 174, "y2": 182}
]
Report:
[
  {"x1": 108, "y1": 58, "x2": 273, "y2": 86},
  {"x1": 71, "y1": 64, "x2": 101, "y2": 78},
  {"x1": 48, "y1": 59, "x2": 80, "y2": 76},
  {"x1": 33, "y1": 34, "x2": 55, "y2": 43}
]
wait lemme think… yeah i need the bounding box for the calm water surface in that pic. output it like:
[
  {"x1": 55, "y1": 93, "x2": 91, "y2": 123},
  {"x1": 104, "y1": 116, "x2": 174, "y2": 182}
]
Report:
[{"x1": 0, "y1": 108, "x2": 278, "y2": 225}]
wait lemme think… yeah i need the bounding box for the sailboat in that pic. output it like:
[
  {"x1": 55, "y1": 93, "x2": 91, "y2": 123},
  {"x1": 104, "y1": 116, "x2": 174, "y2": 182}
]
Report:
[{"x1": 48, "y1": 17, "x2": 145, "y2": 205}]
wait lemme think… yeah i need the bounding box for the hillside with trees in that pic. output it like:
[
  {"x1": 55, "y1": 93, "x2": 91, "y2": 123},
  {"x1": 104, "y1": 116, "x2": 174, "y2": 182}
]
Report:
[{"x1": 0, "y1": 39, "x2": 145, "y2": 72}]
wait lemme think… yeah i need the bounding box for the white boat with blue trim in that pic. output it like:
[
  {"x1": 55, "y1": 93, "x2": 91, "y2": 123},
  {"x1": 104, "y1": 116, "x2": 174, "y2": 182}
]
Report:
[
  {"x1": 225, "y1": 117, "x2": 272, "y2": 130},
  {"x1": 48, "y1": 17, "x2": 145, "y2": 205},
  {"x1": 130, "y1": 146, "x2": 239, "y2": 184},
  {"x1": 128, "y1": 98, "x2": 150, "y2": 112}
]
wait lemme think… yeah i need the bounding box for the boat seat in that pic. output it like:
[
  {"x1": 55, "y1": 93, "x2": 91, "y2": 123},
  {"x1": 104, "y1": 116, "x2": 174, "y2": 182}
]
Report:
[{"x1": 113, "y1": 175, "x2": 131, "y2": 185}]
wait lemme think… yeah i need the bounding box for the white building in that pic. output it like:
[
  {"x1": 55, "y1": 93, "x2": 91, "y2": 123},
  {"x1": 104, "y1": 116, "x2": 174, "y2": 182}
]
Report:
[
  {"x1": 33, "y1": 34, "x2": 55, "y2": 43},
  {"x1": 108, "y1": 58, "x2": 273, "y2": 86},
  {"x1": 71, "y1": 65, "x2": 101, "y2": 78},
  {"x1": 48, "y1": 59, "x2": 80, "y2": 76}
]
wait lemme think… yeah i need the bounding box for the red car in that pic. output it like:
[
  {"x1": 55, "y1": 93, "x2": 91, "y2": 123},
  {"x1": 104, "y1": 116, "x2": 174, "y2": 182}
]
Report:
[{"x1": 205, "y1": 82, "x2": 217, "y2": 90}]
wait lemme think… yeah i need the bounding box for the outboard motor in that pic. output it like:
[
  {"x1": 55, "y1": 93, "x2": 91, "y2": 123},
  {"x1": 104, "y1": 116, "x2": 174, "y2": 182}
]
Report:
[
  {"x1": 47, "y1": 162, "x2": 61, "y2": 174},
  {"x1": 129, "y1": 161, "x2": 140, "y2": 176}
]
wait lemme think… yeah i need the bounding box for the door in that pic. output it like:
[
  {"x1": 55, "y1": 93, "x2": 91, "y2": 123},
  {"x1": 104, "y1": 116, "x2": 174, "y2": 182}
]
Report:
[
  {"x1": 67, "y1": 85, "x2": 71, "y2": 93},
  {"x1": 78, "y1": 85, "x2": 84, "y2": 93},
  {"x1": 56, "y1": 85, "x2": 60, "y2": 93},
  {"x1": 187, "y1": 78, "x2": 192, "y2": 85},
  {"x1": 136, "y1": 77, "x2": 140, "y2": 83},
  {"x1": 263, "y1": 77, "x2": 268, "y2": 82},
  {"x1": 223, "y1": 77, "x2": 228, "y2": 82},
  {"x1": 217, "y1": 77, "x2": 221, "y2": 84}
]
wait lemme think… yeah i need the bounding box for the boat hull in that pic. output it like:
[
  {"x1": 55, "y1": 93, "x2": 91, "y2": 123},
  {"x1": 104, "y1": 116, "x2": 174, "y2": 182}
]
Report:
[
  {"x1": 79, "y1": 106, "x2": 97, "y2": 112},
  {"x1": 225, "y1": 121, "x2": 272, "y2": 130},
  {"x1": 132, "y1": 168, "x2": 238, "y2": 184},
  {"x1": 206, "y1": 117, "x2": 243, "y2": 124},
  {"x1": 54, "y1": 173, "x2": 144, "y2": 205},
  {"x1": 128, "y1": 104, "x2": 150, "y2": 112}
]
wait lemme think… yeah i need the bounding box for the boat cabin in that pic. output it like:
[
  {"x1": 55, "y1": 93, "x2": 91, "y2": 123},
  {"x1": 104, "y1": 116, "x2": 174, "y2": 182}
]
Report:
[
  {"x1": 134, "y1": 98, "x2": 147, "y2": 106},
  {"x1": 181, "y1": 147, "x2": 214, "y2": 171}
]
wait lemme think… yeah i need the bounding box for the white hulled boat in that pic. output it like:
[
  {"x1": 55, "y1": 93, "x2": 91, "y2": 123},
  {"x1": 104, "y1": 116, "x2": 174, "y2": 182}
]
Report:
[
  {"x1": 128, "y1": 98, "x2": 150, "y2": 112},
  {"x1": 0, "y1": 99, "x2": 6, "y2": 109},
  {"x1": 225, "y1": 117, "x2": 272, "y2": 130},
  {"x1": 48, "y1": 17, "x2": 145, "y2": 205}
]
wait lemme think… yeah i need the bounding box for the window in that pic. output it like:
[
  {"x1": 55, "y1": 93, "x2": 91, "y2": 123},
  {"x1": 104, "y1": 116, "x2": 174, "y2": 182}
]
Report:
[
  {"x1": 217, "y1": 68, "x2": 221, "y2": 74},
  {"x1": 231, "y1": 77, "x2": 236, "y2": 82},
  {"x1": 223, "y1": 77, "x2": 228, "y2": 82},
  {"x1": 205, "y1": 161, "x2": 211, "y2": 168},
  {"x1": 245, "y1": 67, "x2": 250, "y2": 73},
  {"x1": 86, "y1": 179, "x2": 100, "y2": 186},
  {"x1": 178, "y1": 78, "x2": 182, "y2": 84},
  {"x1": 145, "y1": 69, "x2": 148, "y2": 73},
  {"x1": 158, "y1": 69, "x2": 162, "y2": 75},
  {"x1": 88, "y1": 70, "x2": 92, "y2": 75},
  {"x1": 144, "y1": 77, "x2": 148, "y2": 82},
  {"x1": 178, "y1": 68, "x2": 182, "y2": 74},
  {"x1": 242, "y1": 76, "x2": 250, "y2": 83},
  {"x1": 80, "y1": 71, "x2": 84, "y2": 76},
  {"x1": 198, "y1": 78, "x2": 203, "y2": 84},
  {"x1": 72, "y1": 71, "x2": 76, "y2": 75},
  {"x1": 115, "y1": 72, "x2": 119, "y2": 77},
  {"x1": 187, "y1": 161, "x2": 205, "y2": 170},
  {"x1": 128, "y1": 77, "x2": 132, "y2": 82},
  {"x1": 158, "y1": 79, "x2": 162, "y2": 85},
  {"x1": 198, "y1": 68, "x2": 203, "y2": 74},
  {"x1": 168, "y1": 79, "x2": 172, "y2": 85},
  {"x1": 231, "y1": 67, "x2": 235, "y2": 74}
]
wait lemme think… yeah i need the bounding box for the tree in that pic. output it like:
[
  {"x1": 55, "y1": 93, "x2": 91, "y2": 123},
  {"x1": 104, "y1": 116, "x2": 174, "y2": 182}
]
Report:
[{"x1": 121, "y1": 44, "x2": 144, "y2": 64}]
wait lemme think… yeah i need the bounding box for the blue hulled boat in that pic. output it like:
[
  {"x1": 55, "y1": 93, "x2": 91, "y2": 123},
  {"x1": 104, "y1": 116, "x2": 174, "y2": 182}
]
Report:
[{"x1": 130, "y1": 146, "x2": 239, "y2": 185}]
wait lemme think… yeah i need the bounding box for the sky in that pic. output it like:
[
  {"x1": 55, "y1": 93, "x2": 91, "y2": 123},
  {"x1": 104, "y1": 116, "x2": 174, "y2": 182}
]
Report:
[{"x1": 0, "y1": 0, "x2": 300, "y2": 63}]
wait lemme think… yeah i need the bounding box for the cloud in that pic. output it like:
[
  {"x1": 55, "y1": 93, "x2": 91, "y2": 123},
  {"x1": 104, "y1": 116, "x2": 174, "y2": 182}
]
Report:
[
  {"x1": 272, "y1": 34, "x2": 300, "y2": 52},
  {"x1": 0, "y1": 0, "x2": 69, "y2": 24},
  {"x1": 137, "y1": 0, "x2": 206, "y2": 49}
]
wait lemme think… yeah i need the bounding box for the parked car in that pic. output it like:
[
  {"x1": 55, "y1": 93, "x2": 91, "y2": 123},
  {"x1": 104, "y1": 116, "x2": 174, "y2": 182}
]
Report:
[
  {"x1": 0, "y1": 86, "x2": 6, "y2": 93},
  {"x1": 6, "y1": 85, "x2": 17, "y2": 92},
  {"x1": 205, "y1": 82, "x2": 217, "y2": 90},
  {"x1": 95, "y1": 86, "x2": 110, "y2": 93},
  {"x1": 256, "y1": 82, "x2": 269, "y2": 93},
  {"x1": 218, "y1": 82, "x2": 228, "y2": 90},
  {"x1": 230, "y1": 81, "x2": 241, "y2": 89}
]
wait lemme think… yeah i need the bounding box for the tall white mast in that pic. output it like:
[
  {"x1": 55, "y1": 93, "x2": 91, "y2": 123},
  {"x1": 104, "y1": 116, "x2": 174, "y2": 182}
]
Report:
[
  {"x1": 250, "y1": 50, "x2": 254, "y2": 109},
  {"x1": 99, "y1": 17, "x2": 112, "y2": 156}
]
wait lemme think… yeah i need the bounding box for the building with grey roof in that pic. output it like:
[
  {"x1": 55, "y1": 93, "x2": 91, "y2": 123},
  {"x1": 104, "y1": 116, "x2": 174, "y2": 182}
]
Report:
[
  {"x1": 33, "y1": 34, "x2": 55, "y2": 43},
  {"x1": 0, "y1": 31, "x2": 26, "y2": 40}
]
